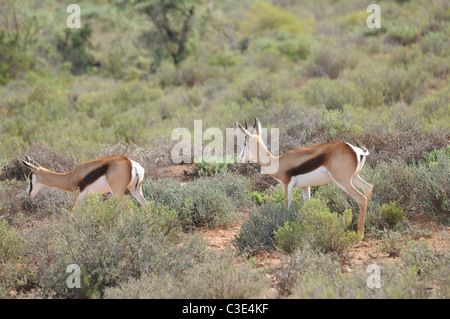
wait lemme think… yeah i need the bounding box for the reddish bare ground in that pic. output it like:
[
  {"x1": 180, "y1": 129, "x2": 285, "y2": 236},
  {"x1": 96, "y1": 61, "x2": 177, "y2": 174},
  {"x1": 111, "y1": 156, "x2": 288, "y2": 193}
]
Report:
[{"x1": 152, "y1": 163, "x2": 198, "y2": 182}]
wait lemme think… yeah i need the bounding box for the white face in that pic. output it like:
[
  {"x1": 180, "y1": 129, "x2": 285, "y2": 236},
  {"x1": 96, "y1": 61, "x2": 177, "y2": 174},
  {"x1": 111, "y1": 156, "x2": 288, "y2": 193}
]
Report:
[
  {"x1": 26, "y1": 173, "x2": 44, "y2": 198},
  {"x1": 238, "y1": 135, "x2": 257, "y2": 163}
]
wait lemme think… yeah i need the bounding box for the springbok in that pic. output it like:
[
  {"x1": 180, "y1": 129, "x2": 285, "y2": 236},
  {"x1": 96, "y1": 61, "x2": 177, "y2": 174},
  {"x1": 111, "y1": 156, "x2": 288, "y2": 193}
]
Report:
[
  {"x1": 19, "y1": 154, "x2": 148, "y2": 211},
  {"x1": 236, "y1": 117, "x2": 373, "y2": 237}
]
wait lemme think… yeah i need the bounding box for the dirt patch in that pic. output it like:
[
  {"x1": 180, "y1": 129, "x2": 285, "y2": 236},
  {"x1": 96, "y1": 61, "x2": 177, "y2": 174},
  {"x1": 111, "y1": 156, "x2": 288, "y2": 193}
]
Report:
[
  {"x1": 152, "y1": 164, "x2": 198, "y2": 182},
  {"x1": 201, "y1": 225, "x2": 240, "y2": 251}
]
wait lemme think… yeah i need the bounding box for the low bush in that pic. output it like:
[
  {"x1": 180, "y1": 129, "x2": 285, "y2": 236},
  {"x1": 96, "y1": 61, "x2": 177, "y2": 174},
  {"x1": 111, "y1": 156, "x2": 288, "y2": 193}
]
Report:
[
  {"x1": 386, "y1": 24, "x2": 422, "y2": 46},
  {"x1": 275, "y1": 245, "x2": 340, "y2": 296},
  {"x1": 0, "y1": 31, "x2": 32, "y2": 85},
  {"x1": 194, "y1": 155, "x2": 236, "y2": 177},
  {"x1": 237, "y1": 69, "x2": 279, "y2": 103},
  {"x1": 250, "y1": 184, "x2": 304, "y2": 206},
  {"x1": 56, "y1": 24, "x2": 96, "y2": 75},
  {"x1": 142, "y1": 173, "x2": 251, "y2": 229},
  {"x1": 273, "y1": 221, "x2": 305, "y2": 254},
  {"x1": 377, "y1": 230, "x2": 402, "y2": 257},
  {"x1": 382, "y1": 201, "x2": 405, "y2": 227},
  {"x1": 401, "y1": 240, "x2": 450, "y2": 298},
  {"x1": 421, "y1": 32, "x2": 448, "y2": 56},
  {"x1": 279, "y1": 243, "x2": 443, "y2": 298},
  {"x1": 412, "y1": 150, "x2": 450, "y2": 224},
  {"x1": 302, "y1": 43, "x2": 358, "y2": 79},
  {"x1": 176, "y1": 251, "x2": 268, "y2": 298},
  {"x1": 240, "y1": 1, "x2": 314, "y2": 35},
  {"x1": 289, "y1": 263, "x2": 429, "y2": 299},
  {"x1": 274, "y1": 199, "x2": 360, "y2": 255},
  {"x1": 105, "y1": 250, "x2": 268, "y2": 299},
  {"x1": 38, "y1": 196, "x2": 182, "y2": 298},
  {"x1": 233, "y1": 202, "x2": 299, "y2": 255},
  {"x1": 0, "y1": 220, "x2": 34, "y2": 297},
  {"x1": 301, "y1": 78, "x2": 362, "y2": 111}
]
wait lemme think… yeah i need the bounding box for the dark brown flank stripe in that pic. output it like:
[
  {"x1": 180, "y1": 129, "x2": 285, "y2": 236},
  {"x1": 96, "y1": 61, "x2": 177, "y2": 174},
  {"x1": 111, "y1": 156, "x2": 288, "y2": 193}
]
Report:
[
  {"x1": 286, "y1": 153, "x2": 327, "y2": 178},
  {"x1": 78, "y1": 164, "x2": 109, "y2": 192}
]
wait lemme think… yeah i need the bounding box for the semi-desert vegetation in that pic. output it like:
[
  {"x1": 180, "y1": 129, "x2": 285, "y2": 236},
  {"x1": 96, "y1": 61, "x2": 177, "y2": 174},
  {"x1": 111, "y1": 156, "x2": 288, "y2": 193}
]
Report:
[{"x1": 0, "y1": 0, "x2": 449, "y2": 299}]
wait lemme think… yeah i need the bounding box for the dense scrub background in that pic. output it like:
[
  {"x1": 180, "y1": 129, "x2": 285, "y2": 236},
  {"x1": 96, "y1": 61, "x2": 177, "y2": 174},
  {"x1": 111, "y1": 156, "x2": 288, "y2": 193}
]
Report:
[{"x1": 0, "y1": 0, "x2": 449, "y2": 299}]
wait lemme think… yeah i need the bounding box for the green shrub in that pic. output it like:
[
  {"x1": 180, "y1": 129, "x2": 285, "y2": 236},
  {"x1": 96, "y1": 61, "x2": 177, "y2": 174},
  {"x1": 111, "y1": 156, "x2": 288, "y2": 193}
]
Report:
[
  {"x1": 301, "y1": 78, "x2": 362, "y2": 110},
  {"x1": 250, "y1": 184, "x2": 303, "y2": 206},
  {"x1": 303, "y1": 43, "x2": 358, "y2": 79},
  {"x1": 38, "y1": 195, "x2": 182, "y2": 298},
  {"x1": 142, "y1": 174, "x2": 251, "y2": 229},
  {"x1": 414, "y1": 86, "x2": 450, "y2": 126},
  {"x1": 0, "y1": 31, "x2": 32, "y2": 85},
  {"x1": 0, "y1": 220, "x2": 35, "y2": 297},
  {"x1": 279, "y1": 243, "x2": 434, "y2": 299},
  {"x1": 369, "y1": 159, "x2": 418, "y2": 213},
  {"x1": 381, "y1": 201, "x2": 405, "y2": 227},
  {"x1": 233, "y1": 202, "x2": 299, "y2": 255},
  {"x1": 377, "y1": 230, "x2": 402, "y2": 257},
  {"x1": 252, "y1": 32, "x2": 313, "y2": 62},
  {"x1": 423, "y1": 146, "x2": 450, "y2": 164},
  {"x1": 387, "y1": 24, "x2": 421, "y2": 46},
  {"x1": 343, "y1": 60, "x2": 430, "y2": 106},
  {"x1": 290, "y1": 262, "x2": 428, "y2": 299},
  {"x1": 56, "y1": 24, "x2": 95, "y2": 75},
  {"x1": 238, "y1": 69, "x2": 279, "y2": 103},
  {"x1": 412, "y1": 151, "x2": 450, "y2": 224},
  {"x1": 208, "y1": 49, "x2": 239, "y2": 68},
  {"x1": 105, "y1": 250, "x2": 268, "y2": 299},
  {"x1": 274, "y1": 221, "x2": 305, "y2": 254},
  {"x1": 401, "y1": 240, "x2": 450, "y2": 298},
  {"x1": 275, "y1": 245, "x2": 340, "y2": 296},
  {"x1": 194, "y1": 155, "x2": 235, "y2": 177},
  {"x1": 277, "y1": 34, "x2": 313, "y2": 61},
  {"x1": 177, "y1": 251, "x2": 268, "y2": 298},
  {"x1": 421, "y1": 32, "x2": 449, "y2": 56},
  {"x1": 240, "y1": 1, "x2": 314, "y2": 35},
  {"x1": 278, "y1": 199, "x2": 361, "y2": 255}
]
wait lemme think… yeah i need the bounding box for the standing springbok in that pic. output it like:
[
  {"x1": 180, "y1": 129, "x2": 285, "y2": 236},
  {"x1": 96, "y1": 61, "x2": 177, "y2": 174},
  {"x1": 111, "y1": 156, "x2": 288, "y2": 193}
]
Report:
[
  {"x1": 19, "y1": 154, "x2": 148, "y2": 211},
  {"x1": 236, "y1": 117, "x2": 373, "y2": 237}
]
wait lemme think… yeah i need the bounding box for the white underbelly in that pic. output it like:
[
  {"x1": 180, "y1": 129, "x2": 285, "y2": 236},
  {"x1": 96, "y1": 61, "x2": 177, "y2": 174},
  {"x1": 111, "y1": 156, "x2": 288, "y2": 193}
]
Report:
[
  {"x1": 82, "y1": 175, "x2": 111, "y2": 195},
  {"x1": 290, "y1": 166, "x2": 332, "y2": 188}
]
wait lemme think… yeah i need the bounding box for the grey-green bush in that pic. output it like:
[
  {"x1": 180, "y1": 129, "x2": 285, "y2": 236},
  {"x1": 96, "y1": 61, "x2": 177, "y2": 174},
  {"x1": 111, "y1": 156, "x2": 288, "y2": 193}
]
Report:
[{"x1": 37, "y1": 195, "x2": 193, "y2": 298}]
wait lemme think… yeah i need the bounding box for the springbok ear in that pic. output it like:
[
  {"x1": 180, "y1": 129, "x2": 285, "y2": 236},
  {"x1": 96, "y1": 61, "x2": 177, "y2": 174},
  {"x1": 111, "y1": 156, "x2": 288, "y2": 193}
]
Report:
[
  {"x1": 19, "y1": 157, "x2": 39, "y2": 172},
  {"x1": 236, "y1": 121, "x2": 250, "y2": 136},
  {"x1": 252, "y1": 116, "x2": 261, "y2": 135},
  {"x1": 29, "y1": 156, "x2": 41, "y2": 167}
]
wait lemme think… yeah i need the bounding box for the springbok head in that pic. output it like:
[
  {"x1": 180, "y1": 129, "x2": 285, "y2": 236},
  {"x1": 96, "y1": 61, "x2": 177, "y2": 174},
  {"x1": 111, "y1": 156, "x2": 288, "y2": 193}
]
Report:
[
  {"x1": 236, "y1": 116, "x2": 262, "y2": 164},
  {"x1": 18, "y1": 155, "x2": 45, "y2": 198}
]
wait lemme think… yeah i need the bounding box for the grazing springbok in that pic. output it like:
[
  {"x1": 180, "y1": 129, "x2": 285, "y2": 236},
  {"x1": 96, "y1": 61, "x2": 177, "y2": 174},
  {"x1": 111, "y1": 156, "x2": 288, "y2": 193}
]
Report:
[
  {"x1": 236, "y1": 117, "x2": 373, "y2": 237},
  {"x1": 19, "y1": 154, "x2": 148, "y2": 211}
]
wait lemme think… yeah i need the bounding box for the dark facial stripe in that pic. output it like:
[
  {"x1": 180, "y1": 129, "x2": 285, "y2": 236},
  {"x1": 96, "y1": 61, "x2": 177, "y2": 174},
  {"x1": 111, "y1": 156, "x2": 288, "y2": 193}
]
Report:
[
  {"x1": 286, "y1": 153, "x2": 327, "y2": 178},
  {"x1": 28, "y1": 173, "x2": 33, "y2": 196},
  {"x1": 78, "y1": 164, "x2": 109, "y2": 192}
]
